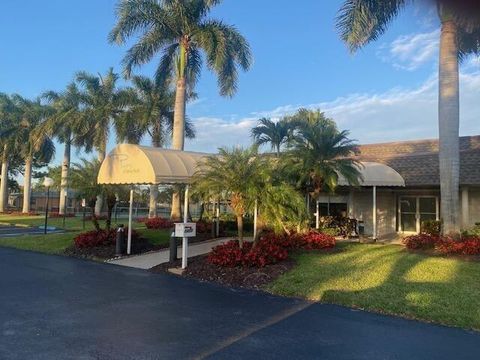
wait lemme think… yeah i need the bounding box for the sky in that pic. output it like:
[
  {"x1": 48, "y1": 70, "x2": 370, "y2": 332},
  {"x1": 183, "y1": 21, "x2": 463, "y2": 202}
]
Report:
[{"x1": 1, "y1": 0, "x2": 479, "y2": 171}]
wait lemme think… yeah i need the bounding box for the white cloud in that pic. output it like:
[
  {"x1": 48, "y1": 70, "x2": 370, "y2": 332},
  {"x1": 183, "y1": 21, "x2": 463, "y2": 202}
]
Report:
[
  {"x1": 185, "y1": 68, "x2": 480, "y2": 153},
  {"x1": 378, "y1": 30, "x2": 440, "y2": 71}
]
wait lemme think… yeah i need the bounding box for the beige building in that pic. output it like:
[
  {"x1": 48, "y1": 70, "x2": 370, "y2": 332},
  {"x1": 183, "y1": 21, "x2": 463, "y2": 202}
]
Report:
[{"x1": 316, "y1": 136, "x2": 480, "y2": 239}]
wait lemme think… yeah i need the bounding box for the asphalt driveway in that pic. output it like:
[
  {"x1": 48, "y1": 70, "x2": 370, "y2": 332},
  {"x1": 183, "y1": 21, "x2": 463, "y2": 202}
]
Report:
[{"x1": 0, "y1": 247, "x2": 479, "y2": 360}]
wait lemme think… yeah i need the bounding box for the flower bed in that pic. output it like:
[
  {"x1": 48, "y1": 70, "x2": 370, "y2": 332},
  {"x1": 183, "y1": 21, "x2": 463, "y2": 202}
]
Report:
[
  {"x1": 74, "y1": 228, "x2": 140, "y2": 248},
  {"x1": 144, "y1": 217, "x2": 173, "y2": 230},
  {"x1": 403, "y1": 234, "x2": 480, "y2": 256},
  {"x1": 207, "y1": 231, "x2": 336, "y2": 268}
]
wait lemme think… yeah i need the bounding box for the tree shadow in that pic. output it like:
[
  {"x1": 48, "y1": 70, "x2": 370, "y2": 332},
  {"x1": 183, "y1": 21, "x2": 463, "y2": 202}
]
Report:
[{"x1": 306, "y1": 244, "x2": 480, "y2": 329}]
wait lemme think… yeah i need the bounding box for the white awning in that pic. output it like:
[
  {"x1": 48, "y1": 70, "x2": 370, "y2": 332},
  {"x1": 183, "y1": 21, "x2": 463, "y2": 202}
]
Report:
[
  {"x1": 337, "y1": 162, "x2": 405, "y2": 187},
  {"x1": 97, "y1": 144, "x2": 209, "y2": 185}
]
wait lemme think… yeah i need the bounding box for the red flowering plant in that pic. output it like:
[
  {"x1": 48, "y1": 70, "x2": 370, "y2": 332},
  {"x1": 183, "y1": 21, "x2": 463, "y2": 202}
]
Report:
[
  {"x1": 403, "y1": 234, "x2": 440, "y2": 250},
  {"x1": 436, "y1": 236, "x2": 480, "y2": 255},
  {"x1": 144, "y1": 217, "x2": 173, "y2": 230},
  {"x1": 74, "y1": 229, "x2": 139, "y2": 248}
]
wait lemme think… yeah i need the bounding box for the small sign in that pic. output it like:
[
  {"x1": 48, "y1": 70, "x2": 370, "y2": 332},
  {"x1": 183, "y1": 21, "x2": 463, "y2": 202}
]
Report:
[
  {"x1": 175, "y1": 223, "x2": 196, "y2": 238},
  {"x1": 81, "y1": 199, "x2": 86, "y2": 207}
]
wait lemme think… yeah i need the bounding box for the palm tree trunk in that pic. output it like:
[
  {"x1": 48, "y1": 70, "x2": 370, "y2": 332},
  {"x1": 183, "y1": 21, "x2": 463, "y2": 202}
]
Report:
[
  {"x1": 171, "y1": 77, "x2": 187, "y2": 220},
  {"x1": 22, "y1": 155, "x2": 33, "y2": 214},
  {"x1": 59, "y1": 140, "x2": 71, "y2": 215},
  {"x1": 438, "y1": 19, "x2": 460, "y2": 234},
  {"x1": 0, "y1": 145, "x2": 9, "y2": 213},
  {"x1": 237, "y1": 215, "x2": 244, "y2": 248},
  {"x1": 148, "y1": 185, "x2": 158, "y2": 218},
  {"x1": 95, "y1": 145, "x2": 107, "y2": 216}
]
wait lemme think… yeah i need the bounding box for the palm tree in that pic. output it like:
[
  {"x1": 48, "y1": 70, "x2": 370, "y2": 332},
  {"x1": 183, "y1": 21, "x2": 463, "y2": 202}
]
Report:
[
  {"x1": 75, "y1": 68, "x2": 137, "y2": 215},
  {"x1": 336, "y1": 1, "x2": 480, "y2": 233},
  {"x1": 193, "y1": 146, "x2": 262, "y2": 247},
  {"x1": 0, "y1": 93, "x2": 18, "y2": 212},
  {"x1": 285, "y1": 110, "x2": 362, "y2": 197},
  {"x1": 5, "y1": 95, "x2": 55, "y2": 214},
  {"x1": 109, "y1": 0, "x2": 252, "y2": 219},
  {"x1": 117, "y1": 75, "x2": 196, "y2": 218},
  {"x1": 251, "y1": 118, "x2": 295, "y2": 156},
  {"x1": 41, "y1": 82, "x2": 83, "y2": 215}
]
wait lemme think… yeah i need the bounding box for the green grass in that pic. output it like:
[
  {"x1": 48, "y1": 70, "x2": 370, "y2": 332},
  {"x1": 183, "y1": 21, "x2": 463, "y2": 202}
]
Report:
[
  {"x1": 0, "y1": 214, "x2": 171, "y2": 255},
  {"x1": 268, "y1": 243, "x2": 480, "y2": 330},
  {"x1": 0, "y1": 232, "x2": 76, "y2": 255}
]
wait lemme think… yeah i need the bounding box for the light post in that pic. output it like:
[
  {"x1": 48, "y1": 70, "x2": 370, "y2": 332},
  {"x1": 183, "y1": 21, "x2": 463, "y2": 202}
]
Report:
[{"x1": 43, "y1": 177, "x2": 54, "y2": 234}]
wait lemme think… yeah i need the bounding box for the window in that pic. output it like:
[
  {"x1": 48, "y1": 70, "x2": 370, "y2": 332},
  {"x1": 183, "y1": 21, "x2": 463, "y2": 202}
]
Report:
[{"x1": 319, "y1": 203, "x2": 348, "y2": 217}]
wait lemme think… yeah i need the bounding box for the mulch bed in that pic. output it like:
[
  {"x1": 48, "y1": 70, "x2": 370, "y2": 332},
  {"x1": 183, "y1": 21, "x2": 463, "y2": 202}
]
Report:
[
  {"x1": 64, "y1": 234, "x2": 225, "y2": 260},
  {"x1": 64, "y1": 238, "x2": 163, "y2": 260},
  {"x1": 150, "y1": 255, "x2": 296, "y2": 290}
]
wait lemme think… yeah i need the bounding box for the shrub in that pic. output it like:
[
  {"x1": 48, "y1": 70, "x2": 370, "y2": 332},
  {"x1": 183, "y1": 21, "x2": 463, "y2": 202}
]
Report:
[
  {"x1": 207, "y1": 230, "x2": 335, "y2": 268},
  {"x1": 207, "y1": 239, "x2": 288, "y2": 268},
  {"x1": 436, "y1": 236, "x2": 480, "y2": 255},
  {"x1": 144, "y1": 217, "x2": 173, "y2": 230},
  {"x1": 462, "y1": 225, "x2": 480, "y2": 237},
  {"x1": 74, "y1": 229, "x2": 139, "y2": 248},
  {"x1": 403, "y1": 234, "x2": 439, "y2": 250},
  {"x1": 421, "y1": 220, "x2": 441, "y2": 236}
]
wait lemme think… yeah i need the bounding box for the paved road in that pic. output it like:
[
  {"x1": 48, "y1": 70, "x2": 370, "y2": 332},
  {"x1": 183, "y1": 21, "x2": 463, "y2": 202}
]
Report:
[
  {"x1": 0, "y1": 247, "x2": 479, "y2": 360},
  {"x1": 0, "y1": 225, "x2": 63, "y2": 237}
]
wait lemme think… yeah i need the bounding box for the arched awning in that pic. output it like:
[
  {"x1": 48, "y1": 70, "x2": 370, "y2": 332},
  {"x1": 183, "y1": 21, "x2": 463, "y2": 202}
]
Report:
[
  {"x1": 337, "y1": 162, "x2": 405, "y2": 187},
  {"x1": 97, "y1": 144, "x2": 210, "y2": 185}
]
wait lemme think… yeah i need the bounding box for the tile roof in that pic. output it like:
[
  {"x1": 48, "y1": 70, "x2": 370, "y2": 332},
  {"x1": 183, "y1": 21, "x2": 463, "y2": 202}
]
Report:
[{"x1": 353, "y1": 135, "x2": 480, "y2": 187}]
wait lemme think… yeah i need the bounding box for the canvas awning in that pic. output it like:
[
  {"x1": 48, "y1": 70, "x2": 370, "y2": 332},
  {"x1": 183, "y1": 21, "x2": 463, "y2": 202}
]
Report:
[
  {"x1": 97, "y1": 144, "x2": 209, "y2": 185},
  {"x1": 337, "y1": 161, "x2": 405, "y2": 187}
]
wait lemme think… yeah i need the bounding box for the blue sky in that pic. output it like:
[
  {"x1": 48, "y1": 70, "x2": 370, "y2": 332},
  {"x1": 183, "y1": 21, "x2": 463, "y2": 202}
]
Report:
[{"x1": 1, "y1": 0, "x2": 479, "y2": 167}]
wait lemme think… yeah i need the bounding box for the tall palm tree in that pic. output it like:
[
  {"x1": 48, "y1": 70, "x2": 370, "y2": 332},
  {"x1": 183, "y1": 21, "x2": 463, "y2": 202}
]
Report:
[
  {"x1": 251, "y1": 118, "x2": 295, "y2": 156},
  {"x1": 41, "y1": 82, "x2": 83, "y2": 215},
  {"x1": 6, "y1": 95, "x2": 55, "y2": 213},
  {"x1": 109, "y1": 0, "x2": 252, "y2": 219},
  {"x1": 285, "y1": 110, "x2": 362, "y2": 196},
  {"x1": 336, "y1": 1, "x2": 480, "y2": 233},
  {"x1": 116, "y1": 75, "x2": 196, "y2": 218},
  {"x1": 0, "y1": 93, "x2": 18, "y2": 212},
  {"x1": 75, "y1": 68, "x2": 136, "y2": 215}
]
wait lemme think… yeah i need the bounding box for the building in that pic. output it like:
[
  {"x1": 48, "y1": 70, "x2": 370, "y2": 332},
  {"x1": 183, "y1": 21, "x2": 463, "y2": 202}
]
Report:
[{"x1": 316, "y1": 135, "x2": 480, "y2": 239}]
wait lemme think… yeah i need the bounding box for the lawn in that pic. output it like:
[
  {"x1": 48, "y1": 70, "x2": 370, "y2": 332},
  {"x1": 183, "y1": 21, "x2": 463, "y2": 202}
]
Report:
[
  {"x1": 0, "y1": 214, "x2": 171, "y2": 255},
  {"x1": 268, "y1": 243, "x2": 480, "y2": 330}
]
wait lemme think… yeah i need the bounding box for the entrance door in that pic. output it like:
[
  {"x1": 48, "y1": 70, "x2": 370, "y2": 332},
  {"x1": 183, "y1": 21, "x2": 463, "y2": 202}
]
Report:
[{"x1": 399, "y1": 196, "x2": 438, "y2": 233}]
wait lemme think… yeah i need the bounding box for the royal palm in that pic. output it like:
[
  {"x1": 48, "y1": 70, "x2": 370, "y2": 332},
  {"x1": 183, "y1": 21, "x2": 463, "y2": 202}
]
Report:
[
  {"x1": 336, "y1": 0, "x2": 480, "y2": 233},
  {"x1": 119, "y1": 75, "x2": 196, "y2": 217},
  {"x1": 109, "y1": 0, "x2": 252, "y2": 219},
  {"x1": 42, "y1": 82, "x2": 83, "y2": 215},
  {"x1": 75, "y1": 68, "x2": 135, "y2": 214}
]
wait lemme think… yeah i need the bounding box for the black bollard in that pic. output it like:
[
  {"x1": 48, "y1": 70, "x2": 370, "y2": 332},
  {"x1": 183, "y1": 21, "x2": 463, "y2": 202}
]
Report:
[
  {"x1": 169, "y1": 229, "x2": 177, "y2": 262},
  {"x1": 116, "y1": 224, "x2": 125, "y2": 257}
]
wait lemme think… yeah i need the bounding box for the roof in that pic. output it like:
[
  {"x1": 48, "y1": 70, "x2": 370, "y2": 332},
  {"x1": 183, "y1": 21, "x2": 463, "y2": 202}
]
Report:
[
  {"x1": 338, "y1": 162, "x2": 405, "y2": 187},
  {"x1": 97, "y1": 144, "x2": 210, "y2": 185},
  {"x1": 353, "y1": 135, "x2": 480, "y2": 187}
]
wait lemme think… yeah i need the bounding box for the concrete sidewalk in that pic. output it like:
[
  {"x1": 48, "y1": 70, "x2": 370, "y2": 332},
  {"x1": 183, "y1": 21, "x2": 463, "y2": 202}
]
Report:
[{"x1": 107, "y1": 237, "x2": 247, "y2": 269}]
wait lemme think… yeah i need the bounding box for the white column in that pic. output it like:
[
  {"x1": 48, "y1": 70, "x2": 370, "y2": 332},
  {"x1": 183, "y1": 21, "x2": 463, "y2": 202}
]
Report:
[
  {"x1": 215, "y1": 200, "x2": 220, "y2": 237},
  {"x1": 372, "y1": 186, "x2": 377, "y2": 240},
  {"x1": 348, "y1": 190, "x2": 354, "y2": 218},
  {"x1": 127, "y1": 188, "x2": 134, "y2": 255},
  {"x1": 462, "y1": 187, "x2": 470, "y2": 229},
  {"x1": 182, "y1": 185, "x2": 189, "y2": 269},
  {"x1": 315, "y1": 201, "x2": 320, "y2": 229},
  {"x1": 253, "y1": 199, "x2": 258, "y2": 240}
]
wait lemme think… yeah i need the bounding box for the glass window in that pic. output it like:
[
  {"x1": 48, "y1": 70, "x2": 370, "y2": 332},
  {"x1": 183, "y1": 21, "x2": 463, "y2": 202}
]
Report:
[
  {"x1": 419, "y1": 198, "x2": 436, "y2": 214},
  {"x1": 319, "y1": 203, "x2": 348, "y2": 217}
]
